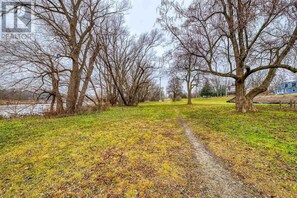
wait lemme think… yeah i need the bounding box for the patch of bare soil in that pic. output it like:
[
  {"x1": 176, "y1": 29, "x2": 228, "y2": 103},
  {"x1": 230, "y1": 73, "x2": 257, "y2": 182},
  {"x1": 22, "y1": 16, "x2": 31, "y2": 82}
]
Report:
[{"x1": 179, "y1": 118, "x2": 258, "y2": 198}]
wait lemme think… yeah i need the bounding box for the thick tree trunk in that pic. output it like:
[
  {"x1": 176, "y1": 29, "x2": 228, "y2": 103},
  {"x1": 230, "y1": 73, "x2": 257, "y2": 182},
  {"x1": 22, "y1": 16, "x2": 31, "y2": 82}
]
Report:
[
  {"x1": 66, "y1": 76, "x2": 77, "y2": 113},
  {"x1": 77, "y1": 45, "x2": 100, "y2": 110},
  {"x1": 235, "y1": 69, "x2": 277, "y2": 113},
  {"x1": 236, "y1": 96, "x2": 255, "y2": 113},
  {"x1": 235, "y1": 80, "x2": 255, "y2": 113},
  {"x1": 66, "y1": 59, "x2": 81, "y2": 113},
  {"x1": 76, "y1": 64, "x2": 95, "y2": 109}
]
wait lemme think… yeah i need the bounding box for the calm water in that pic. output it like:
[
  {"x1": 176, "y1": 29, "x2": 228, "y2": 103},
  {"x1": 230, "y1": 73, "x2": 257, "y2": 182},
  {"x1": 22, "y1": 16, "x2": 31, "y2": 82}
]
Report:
[{"x1": 0, "y1": 104, "x2": 51, "y2": 117}]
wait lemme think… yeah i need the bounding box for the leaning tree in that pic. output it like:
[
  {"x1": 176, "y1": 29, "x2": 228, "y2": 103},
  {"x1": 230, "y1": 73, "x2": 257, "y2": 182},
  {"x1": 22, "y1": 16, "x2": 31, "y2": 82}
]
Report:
[{"x1": 159, "y1": 0, "x2": 297, "y2": 112}]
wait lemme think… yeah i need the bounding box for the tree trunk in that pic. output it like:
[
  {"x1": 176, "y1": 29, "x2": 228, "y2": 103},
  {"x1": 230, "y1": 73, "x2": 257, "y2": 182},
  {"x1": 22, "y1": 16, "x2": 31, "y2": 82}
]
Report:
[
  {"x1": 66, "y1": 59, "x2": 81, "y2": 114},
  {"x1": 50, "y1": 69, "x2": 64, "y2": 114},
  {"x1": 56, "y1": 95, "x2": 64, "y2": 114},
  {"x1": 76, "y1": 64, "x2": 95, "y2": 109},
  {"x1": 50, "y1": 96, "x2": 55, "y2": 114},
  {"x1": 235, "y1": 80, "x2": 255, "y2": 112},
  {"x1": 50, "y1": 95, "x2": 64, "y2": 114},
  {"x1": 66, "y1": 76, "x2": 78, "y2": 113},
  {"x1": 76, "y1": 45, "x2": 100, "y2": 110},
  {"x1": 187, "y1": 87, "x2": 192, "y2": 105}
]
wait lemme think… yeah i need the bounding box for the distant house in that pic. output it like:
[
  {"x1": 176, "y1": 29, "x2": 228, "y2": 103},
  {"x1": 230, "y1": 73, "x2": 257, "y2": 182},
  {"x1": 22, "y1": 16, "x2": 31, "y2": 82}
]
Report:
[{"x1": 275, "y1": 81, "x2": 297, "y2": 94}]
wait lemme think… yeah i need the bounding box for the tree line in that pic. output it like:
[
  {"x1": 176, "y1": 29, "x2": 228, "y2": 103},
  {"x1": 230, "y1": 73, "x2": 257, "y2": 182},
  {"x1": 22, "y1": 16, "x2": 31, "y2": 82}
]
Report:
[
  {"x1": 0, "y1": 0, "x2": 163, "y2": 114},
  {"x1": 159, "y1": 0, "x2": 297, "y2": 112},
  {"x1": 0, "y1": 0, "x2": 297, "y2": 114}
]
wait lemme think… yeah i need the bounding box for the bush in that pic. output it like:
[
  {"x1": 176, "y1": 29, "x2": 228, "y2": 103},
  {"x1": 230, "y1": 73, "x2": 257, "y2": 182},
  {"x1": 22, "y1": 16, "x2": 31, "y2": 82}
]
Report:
[{"x1": 200, "y1": 82, "x2": 216, "y2": 97}]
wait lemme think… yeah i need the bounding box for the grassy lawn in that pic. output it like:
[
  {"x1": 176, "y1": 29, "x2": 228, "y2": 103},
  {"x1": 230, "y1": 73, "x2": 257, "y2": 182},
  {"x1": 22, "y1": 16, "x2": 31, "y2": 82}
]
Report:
[
  {"x1": 0, "y1": 105, "x2": 201, "y2": 197},
  {"x1": 0, "y1": 98, "x2": 296, "y2": 197},
  {"x1": 178, "y1": 98, "x2": 297, "y2": 197}
]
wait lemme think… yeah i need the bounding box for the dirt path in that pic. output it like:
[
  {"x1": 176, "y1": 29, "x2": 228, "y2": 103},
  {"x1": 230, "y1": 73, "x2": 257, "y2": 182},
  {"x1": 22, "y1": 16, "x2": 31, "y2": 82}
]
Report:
[{"x1": 179, "y1": 118, "x2": 257, "y2": 198}]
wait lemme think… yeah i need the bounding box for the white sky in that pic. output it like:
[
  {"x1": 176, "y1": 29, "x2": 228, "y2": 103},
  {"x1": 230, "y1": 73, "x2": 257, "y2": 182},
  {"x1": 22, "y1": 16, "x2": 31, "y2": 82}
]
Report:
[
  {"x1": 126, "y1": 0, "x2": 168, "y2": 89},
  {"x1": 126, "y1": 0, "x2": 164, "y2": 56},
  {"x1": 126, "y1": 0, "x2": 166, "y2": 57},
  {"x1": 126, "y1": 0, "x2": 161, "y2": 35}
]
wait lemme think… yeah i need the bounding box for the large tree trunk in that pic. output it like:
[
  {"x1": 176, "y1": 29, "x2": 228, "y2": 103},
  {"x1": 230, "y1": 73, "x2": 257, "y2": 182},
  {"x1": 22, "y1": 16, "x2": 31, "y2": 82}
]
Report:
[
  {"x1": 235, "y1": 69, "x2": 277, "y2": 113},
  {"x1": 76, "y1": 64, "x2": 95, "y2": 109},
  {"x1": 244, "y1": 68, "x2": 277, "y2": 112},
  {"x1": 66, "y1": 58, "x2": 81, "y2": 113},
  {"x1": 66, "y1": 74, "x2": 78, "y2": 113},
  {"x1": 235, "y1": 80, "x2": 255, "y2": 113},
  {"x1": 77, "y1": 44, "x2": 100, "y2": 110}
]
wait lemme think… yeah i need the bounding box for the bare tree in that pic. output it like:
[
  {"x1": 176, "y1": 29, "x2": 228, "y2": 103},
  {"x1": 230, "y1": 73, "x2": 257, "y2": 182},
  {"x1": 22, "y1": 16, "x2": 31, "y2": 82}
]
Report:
[
  {"x1": 98, "y1": 16, "x2": 163, "y2": 106},
  {"x1": 137, "y1": 81, "x2": 164, "y2": 102},
  {"x1": 159, "y1": 0, "x2": 297, "y2": 112},
  {"x1": 167, "y1": 75, "x2": 183, "y2": 102},
  {"x1": 1, "y1": 0, "x2": 128, "y2": 114},
  {"x1": 0, "y1": 36, "x2": 66, "y2": 113},
  {"x1": 33, "y1": 0, "x2": 128, "y2": 113},
  {"x1": 168, "y1": 51, "x2": 201, "y2": 104}
]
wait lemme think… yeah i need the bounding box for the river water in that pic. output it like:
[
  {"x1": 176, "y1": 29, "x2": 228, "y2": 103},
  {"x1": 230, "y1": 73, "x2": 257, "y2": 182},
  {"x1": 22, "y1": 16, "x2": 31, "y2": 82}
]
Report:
[{"x1": 0, "y1": 104, "x2": 51, "y2": 117}]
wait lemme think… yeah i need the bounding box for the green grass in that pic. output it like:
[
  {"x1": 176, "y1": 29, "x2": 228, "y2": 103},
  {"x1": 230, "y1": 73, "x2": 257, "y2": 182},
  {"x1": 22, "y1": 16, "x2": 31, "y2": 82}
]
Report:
[
  {"x1": 178, "y1": 98, "x2": 297, "y2": 197},
  {"x1": 0, "y1": 104, "x2": 201, "y2": 197},
  {"x1": 0, "y1": 97, "x2": 296, "y2": 197}
]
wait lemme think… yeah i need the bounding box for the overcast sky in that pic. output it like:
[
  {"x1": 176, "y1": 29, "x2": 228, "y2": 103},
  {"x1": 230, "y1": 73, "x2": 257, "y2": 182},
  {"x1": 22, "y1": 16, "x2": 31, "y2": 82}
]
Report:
[
  {"x1": 126, "y1": 0, "x2": 166, "y2": 57},
  {"x1": 126, "y1": 0, "x2": 168, "y2": 88},
  {"x1": 126, "y1": 0, "x2": 161, "y2": 35}
]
